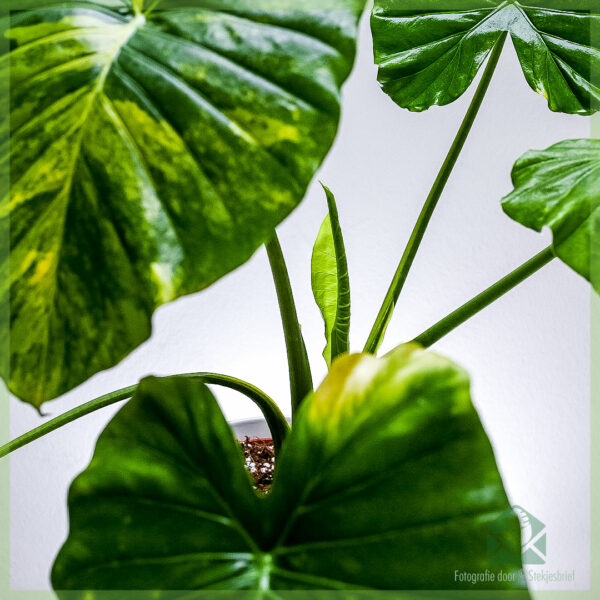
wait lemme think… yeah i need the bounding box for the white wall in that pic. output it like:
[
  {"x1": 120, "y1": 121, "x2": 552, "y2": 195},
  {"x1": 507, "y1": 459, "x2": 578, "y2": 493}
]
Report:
[{"x1": 10, "y1": 13, "x2": 590, "y2": 592}]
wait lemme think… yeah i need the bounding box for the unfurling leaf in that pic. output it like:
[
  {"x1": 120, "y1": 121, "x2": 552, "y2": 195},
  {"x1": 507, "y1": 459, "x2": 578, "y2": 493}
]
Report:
[
  {"x1": 311, "y1": 185, "x2": 351, "y2": 367},
  {"x1": 371, "y1": 1, "x2": 600, "y2": 114},
  {"x1": 502, "y1": 138, "x2": 600, "y2": 293},
  {"x1": 2, "y1": 0, "x2": 364, "y2": 408},
  {"x1": 53, "y1": 346, "x2": 528, "y2": 593}
]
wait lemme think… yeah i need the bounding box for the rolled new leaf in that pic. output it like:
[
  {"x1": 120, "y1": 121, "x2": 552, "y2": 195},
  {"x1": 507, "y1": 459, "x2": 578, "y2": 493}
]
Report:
[
  {"x1": 311, "y1": 185, "x2": 351, "y2": 367},
  {"x1": 371, "y1": 0, "x2": 600, "y2": 114},
  {"x1": 502, "y1": 138, "x2": 600, "y2": 293},
  {"x1": 2, "y1": 0, "x2": 365, "y2": 408},
  {"x1": 53, "y1": 346, "x2": 528, "y2": 592}
]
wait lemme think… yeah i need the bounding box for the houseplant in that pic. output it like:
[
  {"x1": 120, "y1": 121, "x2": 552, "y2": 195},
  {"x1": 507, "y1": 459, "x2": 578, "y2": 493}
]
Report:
[{"x1": 1, "y1": 0, "x2": 598, "y2": 594}]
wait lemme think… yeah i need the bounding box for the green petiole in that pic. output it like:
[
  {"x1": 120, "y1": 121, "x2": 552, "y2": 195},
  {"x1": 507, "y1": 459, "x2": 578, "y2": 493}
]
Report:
[
  {"x1": 414, "y1": 245, "x2": 556, "y2": 348},
  {"x1": 0, "y1": 372, "x2": 289, "y2": 459},
  {"x1": 364, "y1": 33, "x2": 508, "y2": 355}
]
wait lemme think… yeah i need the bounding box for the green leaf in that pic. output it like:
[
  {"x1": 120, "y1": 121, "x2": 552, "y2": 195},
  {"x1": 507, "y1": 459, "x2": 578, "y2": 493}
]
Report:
[
  {"x1": 53, "y1": 346, "x2": 528, "y2": 593},
  {"x1": 311, "y1": 184, "x2": 350, "y2": 367},
  {"x1": 2, "y1": 0, "x2": 364, "y2": 408},
  {"x1": 371, "y1": 0, "x2": 600, "y2": 114},
  {"x1": 502, "y1": 138, "x2": 600, "y2": 293}
]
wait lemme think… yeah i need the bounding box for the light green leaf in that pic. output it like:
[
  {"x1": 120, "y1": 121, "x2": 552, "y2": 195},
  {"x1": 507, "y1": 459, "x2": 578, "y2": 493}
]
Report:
[
  {"x1": 1, "y1": 0, "x2": 364, "y2": 408},
  {"x1": 371, "y1": 1, "x2": 600, "y2": 114},
  {"x1": 502, "y1": 138, "x2": 600, "y2": 293},
  {"x1": 311, "y1": 184, "x2": 350, "y2": 367},
  {"x1": 52, "y1": 346, "x2": 528, "y2": 592}
]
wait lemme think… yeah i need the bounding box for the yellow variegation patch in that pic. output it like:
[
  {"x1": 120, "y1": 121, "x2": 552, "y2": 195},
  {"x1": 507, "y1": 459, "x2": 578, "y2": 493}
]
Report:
[{"x1": 3, "y1": 0, "x2": 365, "y2": 407}]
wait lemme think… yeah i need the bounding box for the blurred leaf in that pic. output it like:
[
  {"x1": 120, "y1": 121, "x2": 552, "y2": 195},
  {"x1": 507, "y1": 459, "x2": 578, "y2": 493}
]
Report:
[{"x1": 53, "y1": 346, "x2": 528, "y2": 592}]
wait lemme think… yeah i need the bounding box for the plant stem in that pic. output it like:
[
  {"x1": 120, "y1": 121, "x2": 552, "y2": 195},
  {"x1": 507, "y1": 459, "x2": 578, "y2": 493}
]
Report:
[
  {"x1": 414, "y1": 245, "x2": 555, "y2": 348},
  {"x1": 0, "y1": 386, "x2": 136, "y2": 460},
  {"x1": 364, "y1": 33, "x2": 508, "y2": 355},
  {"x1": 0, "y1": 373, "x2": 290, "y2": 459},
  {"x1": 183, "y1": 373, "x2": 289, "y2": 451},
  {"x1": 266, "y1": 233, "x2": 313, "y2": 418}
]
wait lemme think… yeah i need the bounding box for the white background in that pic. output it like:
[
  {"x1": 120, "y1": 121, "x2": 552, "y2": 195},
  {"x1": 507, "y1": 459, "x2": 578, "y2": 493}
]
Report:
[{"x1": 10, "y1": 13, "x2": 591, "y2": 593}]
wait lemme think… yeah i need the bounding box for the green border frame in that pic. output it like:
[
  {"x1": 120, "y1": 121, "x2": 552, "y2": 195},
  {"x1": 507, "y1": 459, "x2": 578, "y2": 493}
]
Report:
[
  {"x1": 1, "y1": 0, "x2": 8, "y2": 592},
  {"x1": 0, "y1": 2, "x2": 597, "y2": 600}
]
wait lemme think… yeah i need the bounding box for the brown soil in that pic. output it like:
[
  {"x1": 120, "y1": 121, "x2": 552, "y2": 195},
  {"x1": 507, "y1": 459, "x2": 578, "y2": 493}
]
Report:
[{"x1": 240, "y1": 437, "x2": 275, "y2": 492}]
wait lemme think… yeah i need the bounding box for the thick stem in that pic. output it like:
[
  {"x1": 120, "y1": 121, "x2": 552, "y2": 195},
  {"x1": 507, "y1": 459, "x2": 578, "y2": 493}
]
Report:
[
  {"x1": 266, "y1": 234, "x2": 313, "y2": 418},
  {"x1": 364, "y1": 33, "x2": 508, "y2": 355},
  {"x1": 414, "y1": 246, "x2": 555, "y2": 348},
  {"x1": 0, "y1": 373, "x2": 289, "y2": 459}
]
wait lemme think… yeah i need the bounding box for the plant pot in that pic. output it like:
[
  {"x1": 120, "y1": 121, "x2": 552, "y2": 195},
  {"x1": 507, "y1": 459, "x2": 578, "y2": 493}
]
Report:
[{"x1": 230, "y1": 417, "x2": 273, "y2": 441}]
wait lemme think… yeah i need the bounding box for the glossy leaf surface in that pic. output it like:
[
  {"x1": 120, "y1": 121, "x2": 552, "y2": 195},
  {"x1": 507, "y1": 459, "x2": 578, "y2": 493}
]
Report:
[
  {"x1": 502, "y1": 138, "x2": 600, "y2": 293},
  {"x1": 53, "y1": 346, "x2": 527, "y2": 592},
  {"x1": 2, "y1": 0, "x2": 363, "y2": 407},
  {"x1": 311, "y1": 185, "x2": 350, "y2": 367},
  {"x1": 371, "y1": 0, "x2": 600, "y2": 114}
]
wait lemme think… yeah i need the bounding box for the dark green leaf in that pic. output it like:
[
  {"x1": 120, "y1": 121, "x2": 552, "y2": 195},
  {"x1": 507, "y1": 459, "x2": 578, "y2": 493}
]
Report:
[
  {"x1": 1, "y1": 0, "x2": 364, "y2": 408},
  {"x1": 311, "y1": 184, "x2": 350, "y2": 367},
  {"x1": 371, "y1": 1, "x2": 600, "y2": 114},
  {"x1": 502, "y1": 138, "x2": 600, "y2": 293},
  {"x1": 53, "y1": 346, "x2": 528, "y2": 592}
]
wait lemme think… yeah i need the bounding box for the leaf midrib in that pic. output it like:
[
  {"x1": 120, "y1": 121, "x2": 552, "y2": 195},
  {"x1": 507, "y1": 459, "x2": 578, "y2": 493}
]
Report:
[{"x1": 59, "y1": 13, "x2": 147, "y2": 201}]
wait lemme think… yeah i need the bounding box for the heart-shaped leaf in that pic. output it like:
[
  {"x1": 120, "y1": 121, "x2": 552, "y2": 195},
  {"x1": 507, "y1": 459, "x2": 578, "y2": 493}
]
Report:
[
  {"x1": 311, "y1": 184, "x2": 350, "y2": 367},
  {"x1": 52, "y1": 345, "x2": 528, "y2": 593},
  {"x1": 502, "y1": 138, "x2": 600, "y2": 293},
  {"x1": 1, "y1": 0, "x2": 364, "y2": 408},
  {"x1": 371, "y1": 1, "x2": 600, "y2": 114}
]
